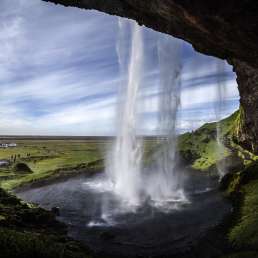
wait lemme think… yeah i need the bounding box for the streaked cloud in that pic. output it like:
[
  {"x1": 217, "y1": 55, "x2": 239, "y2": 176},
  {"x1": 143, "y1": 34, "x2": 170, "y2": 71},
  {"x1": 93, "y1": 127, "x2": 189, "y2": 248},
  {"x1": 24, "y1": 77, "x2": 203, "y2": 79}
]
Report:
[{"x1": 0, "y1": 0, "x2": 239, "y2": 135}]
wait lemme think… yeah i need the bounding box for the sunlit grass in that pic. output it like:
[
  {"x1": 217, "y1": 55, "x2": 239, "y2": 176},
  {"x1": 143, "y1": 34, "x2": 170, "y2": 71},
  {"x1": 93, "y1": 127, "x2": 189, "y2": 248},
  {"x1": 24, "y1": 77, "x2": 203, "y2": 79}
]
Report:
[
  {"x1": 0, "y1": 140, "x2": 108, "y2": 190},
  {"x1": 0, "y1": 138, "x2": 158, "y2": 190},
  {"x1": 178, "y1": 111, "x2": 239, "y2": 171}
]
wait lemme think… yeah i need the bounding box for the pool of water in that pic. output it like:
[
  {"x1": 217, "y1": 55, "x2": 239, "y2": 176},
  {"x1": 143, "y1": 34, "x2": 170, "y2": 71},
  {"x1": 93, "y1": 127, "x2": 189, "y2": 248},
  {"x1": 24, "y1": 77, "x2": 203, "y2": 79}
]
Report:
[{"x1": 17, "y1": 171, "x2": 231, "y2": 258}]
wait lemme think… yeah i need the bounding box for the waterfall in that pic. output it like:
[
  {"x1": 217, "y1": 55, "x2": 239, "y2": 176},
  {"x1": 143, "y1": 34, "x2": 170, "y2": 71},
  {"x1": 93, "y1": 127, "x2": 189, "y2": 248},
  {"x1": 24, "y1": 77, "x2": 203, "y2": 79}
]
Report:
[
  {"x1": 145, "y1": 35, "x2": 187, "y2": 206},
  {"x1": 106, "y1": 18, "x2": 144, "y2": 206},
  {"x1": 215, "y1": 59, "x2": 227, "y2": 178},
  {"x1": 105, "y1": 19, "x2": 188, "y2": 211}
]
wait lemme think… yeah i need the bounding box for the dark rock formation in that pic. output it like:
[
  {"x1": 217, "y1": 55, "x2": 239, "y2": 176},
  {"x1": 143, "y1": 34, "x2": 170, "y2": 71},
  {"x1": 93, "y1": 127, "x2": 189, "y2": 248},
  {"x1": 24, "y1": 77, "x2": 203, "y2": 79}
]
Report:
[
  {"x1": 0, "y1": 188, "x2": 91, "y2": 258},
  {"x1": 14, "y1": 162, "x2": 33, "y2": 174},
  {"x1": 230, "y1": 59, "x2": 258, "y2": 153},
  {"x1": 43, "y1": 0, "x2": 258, "y2": 153}
]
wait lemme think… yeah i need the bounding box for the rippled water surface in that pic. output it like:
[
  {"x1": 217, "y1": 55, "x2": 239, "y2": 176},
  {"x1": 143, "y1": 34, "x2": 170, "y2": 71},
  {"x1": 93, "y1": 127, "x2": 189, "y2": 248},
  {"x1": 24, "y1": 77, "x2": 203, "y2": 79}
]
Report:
[{"x1": 17, "y1": 172, "x2": 231, "y2": 257}]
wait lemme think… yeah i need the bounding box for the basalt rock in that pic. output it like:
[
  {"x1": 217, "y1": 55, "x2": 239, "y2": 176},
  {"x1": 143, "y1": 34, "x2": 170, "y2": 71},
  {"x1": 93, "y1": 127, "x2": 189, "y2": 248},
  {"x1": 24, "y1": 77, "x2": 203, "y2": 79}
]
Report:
[
  {"x1": 43, "y1": 0, "x2": 258, "y2": 154},
  {"x1": 14, "y1": 162, "x2": 33, "y2": 174}
]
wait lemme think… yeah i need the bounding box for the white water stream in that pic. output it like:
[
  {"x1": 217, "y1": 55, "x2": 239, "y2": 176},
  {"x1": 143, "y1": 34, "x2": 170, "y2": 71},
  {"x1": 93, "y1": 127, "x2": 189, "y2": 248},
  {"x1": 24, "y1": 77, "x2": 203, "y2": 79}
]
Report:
[
  {"x1": 106, "y1": 19, "x2": 144, "y2": 206},
  {"x1": 105, "y1": 19, "x2": 187, "y2": 211}
]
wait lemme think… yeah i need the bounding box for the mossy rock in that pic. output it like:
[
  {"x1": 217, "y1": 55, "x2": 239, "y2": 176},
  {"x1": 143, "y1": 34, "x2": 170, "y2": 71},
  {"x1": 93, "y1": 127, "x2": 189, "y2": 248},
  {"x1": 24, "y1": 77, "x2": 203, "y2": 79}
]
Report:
[
  {"x1": 228, "y1": 179, "x2": 258, "y2": 250},
  {"x1": 0, "y1": 188, "x2": 91, "y2": 258},
  {"x1": 220, "y1": 161, "x2": 258, "y2": 195},
  {"x1": 220, "y1": 172, "x2": 241, "y2": 195},
  {"x1": 0, "y1": 228, "x2": 91, "y2": 258},
  {"x1": 13, "y1": 163, "x2": 33, "y2": 174},
  {"x1": 238, "y1": 161, "x2": 258, "y2": 185}
]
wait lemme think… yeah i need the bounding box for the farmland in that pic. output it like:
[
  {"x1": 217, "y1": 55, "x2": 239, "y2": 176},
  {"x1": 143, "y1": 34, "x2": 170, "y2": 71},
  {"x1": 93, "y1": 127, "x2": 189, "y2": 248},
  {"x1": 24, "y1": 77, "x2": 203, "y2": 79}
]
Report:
[{"x1": 0, "y1": 136, "x2": 157, "y2": 190}]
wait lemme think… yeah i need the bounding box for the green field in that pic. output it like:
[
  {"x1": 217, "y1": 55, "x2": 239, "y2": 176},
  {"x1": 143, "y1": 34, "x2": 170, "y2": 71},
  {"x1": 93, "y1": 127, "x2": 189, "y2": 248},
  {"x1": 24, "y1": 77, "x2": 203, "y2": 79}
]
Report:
[{"x1": 0, "y1": 137, "x2": 157, "y2": 190}]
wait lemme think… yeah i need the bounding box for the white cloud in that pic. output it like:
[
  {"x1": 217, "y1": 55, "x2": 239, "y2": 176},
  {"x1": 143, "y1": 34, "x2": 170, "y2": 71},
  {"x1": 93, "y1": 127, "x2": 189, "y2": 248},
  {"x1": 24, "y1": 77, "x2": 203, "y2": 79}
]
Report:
[{"x1": 0, "y1": 0, "x2": 240, "y2": 135}]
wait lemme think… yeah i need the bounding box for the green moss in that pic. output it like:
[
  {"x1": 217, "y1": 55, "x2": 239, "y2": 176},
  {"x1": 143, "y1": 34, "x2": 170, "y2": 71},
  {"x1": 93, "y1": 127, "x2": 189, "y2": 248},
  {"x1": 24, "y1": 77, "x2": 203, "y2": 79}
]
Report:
[
  {"x1": 224, "y1": 172, "x2": 242, "y2": 196},
  {"x1": 0, "y1": 187, "x2": 91, "y2": 258},
  {"x1": 0, "y1": 228, "x2": 91, "y2": 258},
  {"x1": 228, "y1": 179, "x2": 258, "y2": 249}
]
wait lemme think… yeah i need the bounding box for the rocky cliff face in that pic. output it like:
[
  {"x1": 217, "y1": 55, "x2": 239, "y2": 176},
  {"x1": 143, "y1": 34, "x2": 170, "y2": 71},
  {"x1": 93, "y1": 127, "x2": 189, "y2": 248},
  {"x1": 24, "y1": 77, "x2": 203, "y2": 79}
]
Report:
[
  {"x1": 231, "y1": 59, "x2": 258, "y2": 153},
  {"x1": 43, "y1": 0, "x2": 258, "y2": 154}
]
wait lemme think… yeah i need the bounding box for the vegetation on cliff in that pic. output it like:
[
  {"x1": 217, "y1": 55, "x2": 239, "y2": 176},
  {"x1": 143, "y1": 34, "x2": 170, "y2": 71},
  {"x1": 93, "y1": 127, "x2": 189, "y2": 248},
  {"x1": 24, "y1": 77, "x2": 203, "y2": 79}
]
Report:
[
  {"x1": 177, "y1": 110, "x2": 257, "y2": 172},
  {"x1": 0, "y1": 188, "x2": 92, "y2": 258},
  {"x1": 177, "y1": 109, "x2": 258, "y2": 257},
  {"x1": 221, "y1": 162, "x2": 258, "y2": 258}
]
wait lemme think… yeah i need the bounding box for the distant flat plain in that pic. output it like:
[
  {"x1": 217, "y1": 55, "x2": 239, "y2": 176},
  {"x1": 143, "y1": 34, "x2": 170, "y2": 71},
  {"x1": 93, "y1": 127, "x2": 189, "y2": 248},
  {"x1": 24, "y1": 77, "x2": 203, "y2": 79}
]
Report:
[{"x1": 0, "y1": 136, "x2": 158, "y2": 190}]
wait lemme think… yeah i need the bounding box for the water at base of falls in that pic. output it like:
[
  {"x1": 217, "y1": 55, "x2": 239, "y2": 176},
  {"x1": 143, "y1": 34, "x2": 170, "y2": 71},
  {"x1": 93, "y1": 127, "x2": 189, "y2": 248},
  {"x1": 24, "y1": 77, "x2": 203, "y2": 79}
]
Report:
[
  {"x1": 144, "y1": 32, "x2": 187, "y2": 205},
  {"x1": 17, "y1": 172, "x2": 231, "y2": 258}
]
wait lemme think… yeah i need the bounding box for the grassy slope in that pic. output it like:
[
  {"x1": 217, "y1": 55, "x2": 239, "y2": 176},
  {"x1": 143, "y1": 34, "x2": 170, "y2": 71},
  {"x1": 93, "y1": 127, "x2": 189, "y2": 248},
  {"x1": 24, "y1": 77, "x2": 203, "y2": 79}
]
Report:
[{"x1": 178, "y1": 110, "x2": 241, "y2": 171}]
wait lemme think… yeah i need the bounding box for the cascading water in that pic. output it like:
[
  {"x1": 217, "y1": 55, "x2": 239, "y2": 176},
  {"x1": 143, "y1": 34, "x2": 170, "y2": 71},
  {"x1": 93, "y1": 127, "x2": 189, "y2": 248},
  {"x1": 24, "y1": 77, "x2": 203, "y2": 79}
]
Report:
[
  {"x1": 215, "y1": 59, "x2": 227, "y2": 179},
  {"x1": 106, "y1": 18, "x2": 144, "y2": 206},
  {"x1": 105, "y1": 19, "x2": 188, "y2": 212},
  {"x1": 145, "y1": 36, "x2": 187, "y2": 207}
]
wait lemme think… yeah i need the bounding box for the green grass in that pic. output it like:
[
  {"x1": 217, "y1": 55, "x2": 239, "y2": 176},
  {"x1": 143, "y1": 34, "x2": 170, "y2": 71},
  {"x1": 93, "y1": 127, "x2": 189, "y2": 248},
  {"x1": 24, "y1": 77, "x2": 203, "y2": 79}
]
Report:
[
  {"x1": 177, "y1": 110, "x2": 240, "y2": 171},
  {"x1": 229, "y1": 179, "x2": 258, "y2": 249},
  {"x1": 0, "y1": 139, "x2": 108, "y2": 190},
  {"x1": 0, "y1": 138, "x2": 158, "y2": 190}
]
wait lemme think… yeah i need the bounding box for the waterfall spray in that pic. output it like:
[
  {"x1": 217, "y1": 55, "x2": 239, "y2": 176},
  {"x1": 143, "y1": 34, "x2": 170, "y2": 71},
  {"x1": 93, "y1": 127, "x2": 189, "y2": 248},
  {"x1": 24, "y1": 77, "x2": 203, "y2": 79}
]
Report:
[
  {"x1": 106, "y1": 19, "x2": 188, "y2": 211},
  {"x1": 145, "y1": 36, "x2": 187, "y2": 206},
  {"x1": 215, "y1": 59, "x2": 227, "y2": 179},
  {"x1": 106, "y1": 18, "x2": 144, "y2": 206}
]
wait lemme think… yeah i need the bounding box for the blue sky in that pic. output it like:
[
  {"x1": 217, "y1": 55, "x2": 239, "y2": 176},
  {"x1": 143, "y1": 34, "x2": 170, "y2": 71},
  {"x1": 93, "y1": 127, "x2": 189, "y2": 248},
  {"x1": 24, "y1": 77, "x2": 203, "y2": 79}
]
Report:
[{"x1": 0, "y1": 0, "x2": 239, "y2": 136}]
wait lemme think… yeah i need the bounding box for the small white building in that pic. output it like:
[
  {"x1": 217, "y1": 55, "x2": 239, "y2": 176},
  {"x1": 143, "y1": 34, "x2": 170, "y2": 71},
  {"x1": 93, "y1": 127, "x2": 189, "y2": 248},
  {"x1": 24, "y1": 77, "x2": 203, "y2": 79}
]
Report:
[
  {"x1": 0, "y1": 143, "x2": 17, "y2": 148},
  {"x1": 8, "y1": 143, "x2": 17, "y2": 147}
]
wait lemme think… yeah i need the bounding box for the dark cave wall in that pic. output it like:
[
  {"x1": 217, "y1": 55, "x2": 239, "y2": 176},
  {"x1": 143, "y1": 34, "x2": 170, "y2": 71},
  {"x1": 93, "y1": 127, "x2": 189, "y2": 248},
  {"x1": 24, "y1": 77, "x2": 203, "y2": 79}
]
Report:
[
  {"x1": 231, "y1": 59, "x2": 258, "y2": 153},
  {"x1": 43, "y1": 0, "x2": 258, "y2": 154}
]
